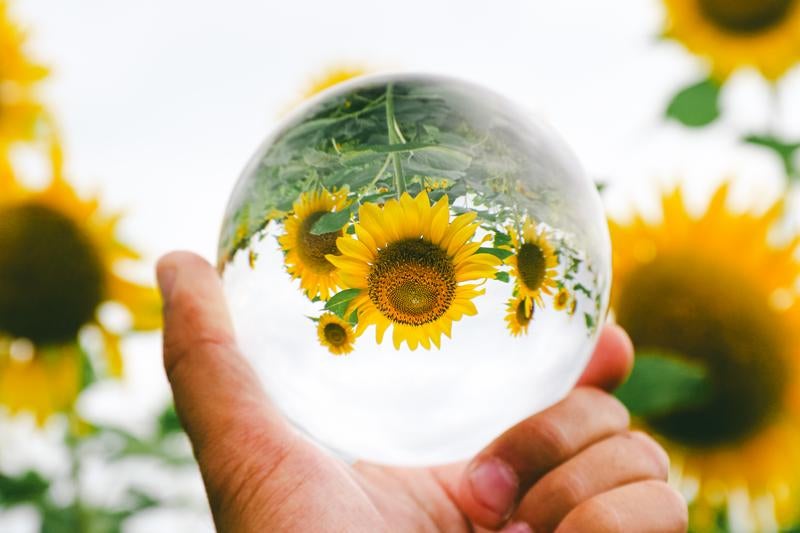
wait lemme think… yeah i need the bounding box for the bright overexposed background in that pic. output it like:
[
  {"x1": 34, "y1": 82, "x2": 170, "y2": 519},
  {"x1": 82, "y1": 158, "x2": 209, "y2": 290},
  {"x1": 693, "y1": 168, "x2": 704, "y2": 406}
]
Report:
[{"x1": 2, "y1": 0, "x2": 799, "y2": 530}]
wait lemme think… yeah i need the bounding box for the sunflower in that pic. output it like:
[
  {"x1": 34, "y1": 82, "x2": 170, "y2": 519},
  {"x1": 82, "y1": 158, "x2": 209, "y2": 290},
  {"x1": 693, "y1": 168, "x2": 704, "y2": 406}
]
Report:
[
  {"x1": 553, "y1": 287, "x2": 572, "y2": 312},
  {"x1": 506, "y1": 218, "x2": 559, "y2": 308},
  {"x1": 0, "y1": 148, "x2": 161, "y2": 423},
  {"x1": 316, "y1": 313, "x2": 356, "y2": 355},
  {"x1": 0, "y1": 0, "x2": 50, "y2": 149},
  {"x1": 662, "y1": 0, "x2": 800, "y2": 81},
  {"x1": 610, "y1": 183, "x2": 800, "y2": 528},
  {"x1": 278, "y1": 188, "x2": 350, "y2": 301},
  {"x1": 505, "y1": 295, "x2": 533, "y2": 337},
  {"x1": 327, "y1": 191, "x2": 499, "y2": 350}
]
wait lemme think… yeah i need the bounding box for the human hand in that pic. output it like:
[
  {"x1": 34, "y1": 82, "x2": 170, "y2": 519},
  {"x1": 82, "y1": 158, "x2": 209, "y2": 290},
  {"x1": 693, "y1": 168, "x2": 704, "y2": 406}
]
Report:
[{"x1": 157, "y1": 251, "x2": 688, "y2": 532}]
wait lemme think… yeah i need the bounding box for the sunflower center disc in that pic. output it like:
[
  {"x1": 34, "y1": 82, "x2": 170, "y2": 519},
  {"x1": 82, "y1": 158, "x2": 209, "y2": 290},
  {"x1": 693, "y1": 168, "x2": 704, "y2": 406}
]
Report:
[
  {"x1": 0, "y1": 203, "x2": 104, "y2": 344},
  {"x1": 517, "y1": 242, "x2": 547, "y2": 291},
  {"x1": 323, "y1": 322, "x2": 348, "y2": 346},
  {"x1": 616, "y1": 253, "x2": 789, "y2": 447},
  {"x1": 368, "y1": 238, "x2": 456, "y2": 326},
  {"x1": 699, "y1": 0, "x2": 793, "y2": 33},
  {"x1": 515, "y1": 299, "x2": 531, "y2": 326},
  {"x1": 298, "y1": 211, "x2": 341, "y2": 273}
]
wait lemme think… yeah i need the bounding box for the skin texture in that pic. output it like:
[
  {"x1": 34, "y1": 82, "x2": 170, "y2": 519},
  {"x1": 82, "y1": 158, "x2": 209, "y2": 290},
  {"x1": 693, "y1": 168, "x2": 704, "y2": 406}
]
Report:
[{"x1": 157, "y1": 251, "x2": 688, "y2": 533}]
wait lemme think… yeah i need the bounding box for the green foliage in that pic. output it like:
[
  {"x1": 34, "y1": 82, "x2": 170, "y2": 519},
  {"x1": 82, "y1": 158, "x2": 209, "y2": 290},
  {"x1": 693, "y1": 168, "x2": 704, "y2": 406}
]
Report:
[
  {"x1": 476, "y1": 247, "x2": 513, "y2": 260},
  {"x1": 666, "y1": 78, "x2": 721, "y2": 128},
  {"x1": 310, "y1": 208, "x2": 352, "y2": 235},
  {"x1": 494, "y1": 271, "x2": 510, "y2": 283},
  {"x1": 218, "y1": 80, "x2": 538, "y2": 264},
  {"x1": 157, "y1": 404, "x2": 184, "y2": 437},
  {"x1": 615, "y1": 352, "x2": 712, "y2": 417},
  {"x1": 744, "y1": 134, "x2": 800, "y2": 181},
  {"x1": 0, "y1": 471, "x2": 49, "y2": 506},
  {"x1": 324, "y1": 288, "x2": 362, "y2": 319}
]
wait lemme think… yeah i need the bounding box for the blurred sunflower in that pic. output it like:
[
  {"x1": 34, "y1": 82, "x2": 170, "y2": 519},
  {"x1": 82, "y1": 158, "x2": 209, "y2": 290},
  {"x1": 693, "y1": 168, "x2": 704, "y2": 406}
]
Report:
[
  {"x1": 0, "y1": 0, "x2": 50, "y2": 149},
  {"x1": 302, "y1": 66, "x2": 367, "y2": 100},
  {"x1": 610, "y1": 183, "x2": 800, "y2": 527},
  {"x1": 662, "y1": 0, "x2": 800, "y2": 80},
  {"x1": 316, "y1": 313, "x2": 355, "y2": 355},
  {"x1": 278, "y1": 188, "x2": 350, "y2": 300},
  {"x1": 0, "y1": 148, "x2": 161, "y2": 423},
  {"x1": 328, "y1": 191, "x2": 499, "y2": 350},
  {"x1": 553, "y1": 287, "x2": 571, "y2": 312},
  {"x1": 505, "y1": 295, "x2": 533, "y2": 337},
  {"x1": 506, "y1": 219, "x2": 558, "y2": 308}
]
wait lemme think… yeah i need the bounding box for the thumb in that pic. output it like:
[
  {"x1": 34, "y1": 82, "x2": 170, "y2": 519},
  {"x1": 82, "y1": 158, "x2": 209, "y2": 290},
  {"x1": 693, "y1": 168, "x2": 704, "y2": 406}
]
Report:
[{"x1": 157, "y1": 251, "x2": 298, "y2": 524}]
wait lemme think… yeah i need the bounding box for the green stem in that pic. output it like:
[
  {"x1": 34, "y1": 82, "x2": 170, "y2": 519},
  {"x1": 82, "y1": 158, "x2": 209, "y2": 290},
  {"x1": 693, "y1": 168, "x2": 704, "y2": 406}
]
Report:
[
  {"x1": 67, "y1": 428, "x2": 87, "y2": 533},
  {"x1": 385, "y1": 83, "x2": 407, "y2": 198}
]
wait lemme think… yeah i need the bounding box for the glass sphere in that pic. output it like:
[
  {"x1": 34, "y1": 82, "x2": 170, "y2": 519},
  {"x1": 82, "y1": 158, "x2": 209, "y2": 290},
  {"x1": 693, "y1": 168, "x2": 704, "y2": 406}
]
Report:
[{"x1": 218, "y1": 73, "x2": 610, "y2": 466}]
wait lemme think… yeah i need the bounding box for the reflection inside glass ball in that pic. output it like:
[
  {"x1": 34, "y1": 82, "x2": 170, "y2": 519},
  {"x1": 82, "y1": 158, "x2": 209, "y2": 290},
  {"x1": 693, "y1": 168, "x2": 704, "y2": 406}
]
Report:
[{"x1": 218, "y1": 73, "x2": 610, "y2": 465}]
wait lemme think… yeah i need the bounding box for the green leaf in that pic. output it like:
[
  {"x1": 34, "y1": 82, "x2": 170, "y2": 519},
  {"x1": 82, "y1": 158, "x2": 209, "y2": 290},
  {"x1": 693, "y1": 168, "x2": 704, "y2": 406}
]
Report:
[
  {"x1": 493, "y1": 231, "x2": 512, "y2": 247},
  {"x1": 615, "y1": 353, "x2": 712, "y2": 417},
  {"x1": 743, "y1": 134, "x2": 800, "y2": 180},
  {"x1": 157, "y1": 404, "x2": 184, "y2": 437},
  {"x1": 324, "y1": 288, "x2": 362, "y2": 318},
  {"x1": 0, "y1": 471, "x2": 49, "y2": 506},
  {"x1": 476, "y1": 247, "x2": 513, "y2": 260},
  {"x1": 666, "y1": 78, "x2": 721, "y2": 128},
  {"x1": 310, "y1": 209, "x2": 351, "y2": 235},
  {"x1": 495, "y1": 271, "x2": 510, "y2": 283}
]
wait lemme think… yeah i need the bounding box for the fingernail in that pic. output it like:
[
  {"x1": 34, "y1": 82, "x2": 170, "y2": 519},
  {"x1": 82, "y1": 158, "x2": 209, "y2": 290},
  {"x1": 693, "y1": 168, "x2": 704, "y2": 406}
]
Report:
[
  {"x1": 157, "y1": 264, "x2": 178, "y2": 302},
  {"x1": 502, "y1": 522, "x2": 533, "y2": 533},
  {"x1": 468, "y1": 456, "x2": 518, "y2": 519}
]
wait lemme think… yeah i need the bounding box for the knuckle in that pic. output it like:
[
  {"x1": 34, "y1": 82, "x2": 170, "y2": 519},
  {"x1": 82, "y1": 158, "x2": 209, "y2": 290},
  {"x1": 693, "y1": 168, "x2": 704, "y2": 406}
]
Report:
[
  {"x1": 627, "y1": 431, "x2": 670, "y2": 480},
  {"x1": 568, "y1": 498, "x2": 622, "y2": 533},
  {"x1": 653, "y1": 482, "x2": 689, "y2": 531},
  {"x1": 568, "y1": 388, "x2": 630, "y2": 427},
  {"x1": 528, "y1": 414, "x2": 573, "y2": 463}
]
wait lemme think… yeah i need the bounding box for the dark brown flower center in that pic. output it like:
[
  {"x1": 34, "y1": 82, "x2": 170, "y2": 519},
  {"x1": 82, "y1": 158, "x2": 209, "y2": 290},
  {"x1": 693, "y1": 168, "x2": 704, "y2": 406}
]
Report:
[
  {"x1": 0, "y1": 203, "x2": 104, "y2": 344},
  {"x1": 323, "y1": 322, "x2": 348, "y2": 346},
  {"x1": 515, "y1": 299, "x2": 532, "y2": 326},
  {"x1": 368, "y1": 238, "x2": 456, "y2": 326},
  {"x1": 517, "y1": 242, "x2": 547, "y2": 291},
  {"x1": 615, "y1": 253, "x2": 789, "y2": 448},
  {"x1": 297, "y1": 211, "x2": 341, "y2": 273},
  {"x1": 699, "y1": 0, "x2": 794, "y2": 33}
]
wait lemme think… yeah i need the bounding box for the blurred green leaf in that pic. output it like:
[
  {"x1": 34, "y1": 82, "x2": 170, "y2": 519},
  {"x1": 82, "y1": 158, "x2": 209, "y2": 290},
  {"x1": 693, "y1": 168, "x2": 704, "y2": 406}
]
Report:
[
  {"x1": 743, "y1": 134, "x2": 800, "y2": 181},
  {"x1": 615, "y1": 352, "x2": 712, "y2": 417},
  {"x1": 476, "y1": 247, "x2": 513, "y2": 260},
  {"x1": 157, "y1": 404, "x2": 184, "y2": 437},
  {"x1": 666, "y1": 78, "x2": 721, "y2": 128},
  {"x1": 495, "y1": 271, "x2": 510, "y2": 283},
  {"x1": 324, "y1": 288, "x2": 361, "y2": 319},
  {"x1": 0, "y1": 471, "x2": 49, "y2": 506},
  {"x1": 310, "y1": 208, "x2": 351, "y2": 235}
]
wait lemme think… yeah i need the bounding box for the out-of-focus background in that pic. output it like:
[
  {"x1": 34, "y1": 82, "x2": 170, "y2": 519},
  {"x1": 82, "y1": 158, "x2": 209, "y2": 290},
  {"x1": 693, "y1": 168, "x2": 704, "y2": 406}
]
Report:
[{"x1": 2, "y1": 0, "x2": 800, "y2": 531}]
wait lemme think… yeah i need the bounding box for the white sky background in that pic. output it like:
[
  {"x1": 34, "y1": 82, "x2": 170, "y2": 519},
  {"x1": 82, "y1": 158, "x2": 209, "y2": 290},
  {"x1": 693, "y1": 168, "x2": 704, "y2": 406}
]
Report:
[{"x1": 3, "y1": 0, "x2": 800, "y2": 530}]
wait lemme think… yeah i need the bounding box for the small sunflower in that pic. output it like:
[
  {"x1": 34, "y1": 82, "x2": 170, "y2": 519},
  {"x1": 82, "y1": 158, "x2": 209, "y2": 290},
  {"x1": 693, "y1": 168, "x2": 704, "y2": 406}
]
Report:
[
  {"x1": 327, "y1": 191, "x2": 499, "y2": 350},
  {"x1": 662, "y1": 0, "x2": 800, "y2": 80},
  {"x1": 507, "y1": 218, "x2": 559, "y2": 307},
  {"x1": 316, "y1": 313, "x2": 356, "y2": 355},
  {"x1": 553, "y1": 287, "x2": 572, "y2": 311},
  {"x1": 0, "y1": 0, "x2": 50, "y2": 149},
  {"x1": 610, "y1": 183, "x2": 800, "y2": 528},
  {"x1": 505, "y1": 295, "x2": 533, "y2": 337},
  {"x1": 0, "y1": 148, "x2": 161, "y2": 423},
  {"x1": 278, "y1": 188, "x2": 350, "y2": 301}
]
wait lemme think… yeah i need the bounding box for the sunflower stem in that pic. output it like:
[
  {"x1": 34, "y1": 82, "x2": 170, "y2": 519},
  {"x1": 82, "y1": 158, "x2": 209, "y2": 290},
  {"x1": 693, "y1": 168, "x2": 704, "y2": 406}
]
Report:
[{"x1": 385, "y1": 83, "x2": 407, "y2": 198}]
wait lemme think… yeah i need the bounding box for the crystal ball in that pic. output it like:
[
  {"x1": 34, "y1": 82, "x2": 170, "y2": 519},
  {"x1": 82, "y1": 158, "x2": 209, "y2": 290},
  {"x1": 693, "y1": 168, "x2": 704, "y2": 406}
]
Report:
[{"x1": 218, "y1": 73, "x2": 610, "y2": 466}]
